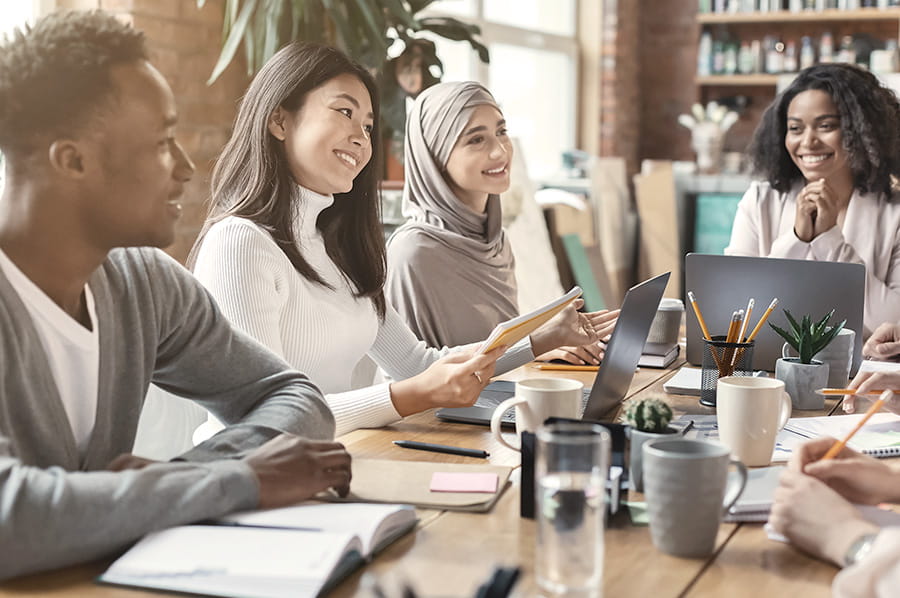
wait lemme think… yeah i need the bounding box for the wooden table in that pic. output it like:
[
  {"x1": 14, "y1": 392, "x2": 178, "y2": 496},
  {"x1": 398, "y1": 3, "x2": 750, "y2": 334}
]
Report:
[{"x1": 0, "y1": 362, "x2": 841, "y2": 598}]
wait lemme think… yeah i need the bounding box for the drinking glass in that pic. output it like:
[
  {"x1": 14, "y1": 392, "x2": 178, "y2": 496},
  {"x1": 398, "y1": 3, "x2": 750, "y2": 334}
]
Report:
[{"x1": 535, "y1": 422, "x2": 610, "y2": 598}]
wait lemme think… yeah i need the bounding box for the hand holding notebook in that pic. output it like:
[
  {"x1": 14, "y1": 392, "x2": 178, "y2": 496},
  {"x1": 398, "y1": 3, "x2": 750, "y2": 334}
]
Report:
[{"x1": 479, "y1": 286, "x2": 583, "y2": 354}]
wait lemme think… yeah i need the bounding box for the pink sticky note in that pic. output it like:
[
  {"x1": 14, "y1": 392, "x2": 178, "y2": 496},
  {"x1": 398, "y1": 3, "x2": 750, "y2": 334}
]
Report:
[{"x1": 430, "y1": 472, "x2": 499, "y2": 493}]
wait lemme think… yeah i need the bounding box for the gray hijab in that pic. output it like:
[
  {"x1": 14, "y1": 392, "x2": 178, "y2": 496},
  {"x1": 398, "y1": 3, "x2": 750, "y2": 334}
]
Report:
[{"x1": 386, "y1": 81, "x2": 518, "y2": 347}]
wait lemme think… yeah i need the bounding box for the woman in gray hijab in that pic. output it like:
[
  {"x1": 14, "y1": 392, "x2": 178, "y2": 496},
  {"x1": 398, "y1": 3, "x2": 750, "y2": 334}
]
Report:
[{"x1": 387, "y1": 81, "x2": 612, "y2": 364}]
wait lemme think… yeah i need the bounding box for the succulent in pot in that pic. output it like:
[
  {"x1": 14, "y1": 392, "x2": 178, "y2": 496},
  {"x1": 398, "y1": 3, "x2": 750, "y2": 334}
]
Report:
[{"x1": 621, "y1": 397, "x2": 676, "y2": 492}]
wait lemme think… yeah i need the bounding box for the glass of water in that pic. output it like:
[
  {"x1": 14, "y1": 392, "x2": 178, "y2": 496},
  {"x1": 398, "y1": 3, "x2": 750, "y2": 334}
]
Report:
[{"x1": 535, "y1": 422, "x2": 610, "y2": 598}]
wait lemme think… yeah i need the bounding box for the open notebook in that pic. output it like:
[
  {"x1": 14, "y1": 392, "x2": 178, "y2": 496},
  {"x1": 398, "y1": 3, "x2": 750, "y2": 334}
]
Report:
[{"x1": 98, "y1": 503, "x2": 416, "y2": 598}]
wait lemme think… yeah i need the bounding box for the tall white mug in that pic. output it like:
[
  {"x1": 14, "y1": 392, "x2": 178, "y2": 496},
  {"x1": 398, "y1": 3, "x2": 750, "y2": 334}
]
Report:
[
  {"x1": 490, "y1": 378, "x2": 583, "y2": 451},
  {"x1": 716, "y1": 376, "x2": 792, "y2": 466}
]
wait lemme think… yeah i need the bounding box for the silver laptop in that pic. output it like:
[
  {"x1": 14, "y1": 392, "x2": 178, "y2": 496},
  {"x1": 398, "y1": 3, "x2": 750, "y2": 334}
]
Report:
[
  {"x1": 436, "y1": 272, "x2": 670, "y2": 426},
  {"x1": 684, "y1": 253, "x2": 864, "y2": 373}
]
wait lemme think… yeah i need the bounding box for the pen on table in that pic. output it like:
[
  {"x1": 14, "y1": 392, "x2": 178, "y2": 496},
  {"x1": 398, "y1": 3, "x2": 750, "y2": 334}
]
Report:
[
  {"x1": 816, "y1": 388, "x2": 887, "y2": 396},
  {"x1": 393, "y1": 440, "x2": 489, "y2": 459},
  {"x1": 820, "y1": 390, "x2": 894, "y2": 460},
  {"x1": 680, "y1": 420, "x2": 695, "y2": 436},
  {"x1": 534, "y1": 363, "x2": 599, "y2": 371}
]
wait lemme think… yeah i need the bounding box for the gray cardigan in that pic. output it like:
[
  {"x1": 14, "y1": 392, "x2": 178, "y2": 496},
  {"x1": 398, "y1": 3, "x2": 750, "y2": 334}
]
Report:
[{"x1": 0, "y1": 247, "x2": 335, "y2": 579}]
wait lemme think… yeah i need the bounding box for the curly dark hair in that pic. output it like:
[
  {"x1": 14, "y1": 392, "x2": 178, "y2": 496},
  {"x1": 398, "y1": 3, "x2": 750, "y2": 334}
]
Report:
[
  {"x1": 747, "y1": 63, "x2": 900, "y2": 196},
  {"x1": 0, "y1": 10, "x2": 147, "y2": 156}
]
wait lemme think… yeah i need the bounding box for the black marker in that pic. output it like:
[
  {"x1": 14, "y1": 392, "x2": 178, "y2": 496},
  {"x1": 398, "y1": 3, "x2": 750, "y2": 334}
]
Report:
[{"x1": 393, "y1": 440, "x2": 489, "y2": 459}]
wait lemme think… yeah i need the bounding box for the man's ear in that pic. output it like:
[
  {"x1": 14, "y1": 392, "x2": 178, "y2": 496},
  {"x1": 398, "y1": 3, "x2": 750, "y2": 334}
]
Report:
[
  {"x1": 47, "y1": 139, "x2": 87, "y2": 179},
  {"x1": 267, "y1": 107, "x2": 287, "y2": 141}
]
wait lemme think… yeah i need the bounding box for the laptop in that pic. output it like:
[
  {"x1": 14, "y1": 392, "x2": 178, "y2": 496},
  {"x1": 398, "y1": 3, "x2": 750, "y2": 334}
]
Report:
[
  {"x1": 436, "y1": 271, "x2": 670, "y2": 426},
  {"x1": 684, "y1": 253, "x2": 865, "y2": 374}
]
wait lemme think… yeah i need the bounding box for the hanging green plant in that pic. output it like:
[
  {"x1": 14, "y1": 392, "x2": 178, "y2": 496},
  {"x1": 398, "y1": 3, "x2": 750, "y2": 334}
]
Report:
[{"x1": 197, "y1": 0, "x2": 489, "y2": 160}]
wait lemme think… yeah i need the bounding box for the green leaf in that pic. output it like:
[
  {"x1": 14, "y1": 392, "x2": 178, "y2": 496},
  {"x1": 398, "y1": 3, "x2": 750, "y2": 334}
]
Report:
[
  {"x1": 769, "y1": 322, "x2": 799, "y2": 352},
  {"x1": 813, "y1": 318, "x2": 847, "y2": 356},
  {"x1": 783, "y1": 309, "x2": 801, "y2": 336},
  {"x1": 382, "y1": 0, "x2": 418, "y2": 30},
  {"x1": 798, "y1": 333, "x2": 812, "y2": 363},
  {"x1": 351, "y1": 0, "x2": 390, "y2": 56},
  {"x1": 261, "y1": 0, "x2": 283, "y2": 64},
  {"x1": 322, "y1": 0, "x2": 359, "y2": 56},
  {"x1": 208, "y1": 0, "x2": 258, "y2": 84}
]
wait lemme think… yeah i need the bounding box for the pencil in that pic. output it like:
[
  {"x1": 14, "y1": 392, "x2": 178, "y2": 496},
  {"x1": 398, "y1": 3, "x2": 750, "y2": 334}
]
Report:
[
  {"x1": 820, "y1": 390, "x2": 894, "y2": 460},
  {"x1": 533, "y1": 363, "x2": 599, "y2": 371},
  {"x1": 816, "y1": 388, "x2": 887, "y2": 396},
  {"x1": 687, "y1": 291, "x2": 713, "y2": 341},
  {"x1": 723, "y1": 310, "x2": 743, "y2": 374},
  {"x1": 739, "y1": 298, "x2": 754, "y2": 342},
  {"x1": 745, "y1": 298, "x2": 779, "y2": 343}
]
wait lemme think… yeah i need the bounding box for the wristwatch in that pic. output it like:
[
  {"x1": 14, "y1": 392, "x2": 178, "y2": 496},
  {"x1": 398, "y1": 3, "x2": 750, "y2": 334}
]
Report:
[{"x1": 844, "y1": 532, "x2": 878, "y2": 567}]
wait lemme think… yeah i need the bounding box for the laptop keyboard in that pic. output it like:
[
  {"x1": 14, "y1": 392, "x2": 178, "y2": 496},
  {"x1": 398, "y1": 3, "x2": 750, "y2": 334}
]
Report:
[{"x1": 474, "y1": 381, "x2": 592, "y2": 423}]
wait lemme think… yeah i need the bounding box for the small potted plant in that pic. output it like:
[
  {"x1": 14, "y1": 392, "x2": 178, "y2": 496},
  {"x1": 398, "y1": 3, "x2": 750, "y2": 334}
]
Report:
[
  {"x1": 770, "y1": 309, "x2": 845, "y2": 410},
  {"x1": 621, "y1": 397, "x2": 676, "y2": 492}
]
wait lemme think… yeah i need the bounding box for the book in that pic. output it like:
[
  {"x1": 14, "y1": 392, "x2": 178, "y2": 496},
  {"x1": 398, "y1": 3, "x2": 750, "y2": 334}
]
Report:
[
  {"x1": 99, "y1": 503, "x2": 416, "y2": 598},
  {"x1": 724, "y1": 465, "x2": 784, "y2": 523},
  {"x1": 782, "y1": 412, "x2": 900, "y2": 458},
  {"x1": 638, "y1": 343, "x2": 679, "y2": 368},
  {"x1": 663, "y1": 366, "x2": 702, "y2": 396},
  {"x1": 323, "y1": 458, "x2": 513, "y2": 512},
  {"x1": 479, "y1": 286, "x2": 583, "y2": 353}
]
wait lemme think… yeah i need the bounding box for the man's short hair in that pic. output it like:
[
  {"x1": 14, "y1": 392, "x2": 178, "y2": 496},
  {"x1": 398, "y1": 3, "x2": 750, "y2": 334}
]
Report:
[{"x1": 0, "y1": 10, "x2": 148, "y2": 156}]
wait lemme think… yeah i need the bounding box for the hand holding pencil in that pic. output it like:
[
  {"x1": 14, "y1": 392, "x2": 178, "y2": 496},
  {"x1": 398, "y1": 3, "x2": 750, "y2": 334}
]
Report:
[{"x1": 843, "y1": 369, "x2": 900, "y2": 414}]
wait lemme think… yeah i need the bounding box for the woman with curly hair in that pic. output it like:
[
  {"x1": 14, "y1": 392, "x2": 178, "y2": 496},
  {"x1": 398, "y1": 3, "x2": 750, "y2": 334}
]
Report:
[{"x1": 725, "y1": 63, "x2": 900, "y2": 335}]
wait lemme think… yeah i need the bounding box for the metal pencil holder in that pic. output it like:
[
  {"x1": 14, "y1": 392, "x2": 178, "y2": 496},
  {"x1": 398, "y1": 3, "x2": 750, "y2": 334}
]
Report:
[{"x1": 700, "y1": 336, "x2": 754, "y2": 407}]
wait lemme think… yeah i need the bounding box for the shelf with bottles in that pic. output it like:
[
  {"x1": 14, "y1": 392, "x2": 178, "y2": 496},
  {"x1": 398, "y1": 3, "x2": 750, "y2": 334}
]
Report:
[
  {"x1": 697, "y1": 8, "x2": 900, "y2": 25},
  {"x1": 697, "y1": 26, "x2": 899, "y2": 85}
]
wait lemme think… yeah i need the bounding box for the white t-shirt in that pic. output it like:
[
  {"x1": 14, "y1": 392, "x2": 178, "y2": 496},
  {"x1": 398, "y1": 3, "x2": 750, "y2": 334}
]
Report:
[{"x1": 0, "y1": 249, "x2": 99, "y2": 456}]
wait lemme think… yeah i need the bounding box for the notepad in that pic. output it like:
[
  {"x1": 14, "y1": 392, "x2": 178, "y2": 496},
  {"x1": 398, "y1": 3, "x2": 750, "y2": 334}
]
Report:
[
  {"x1": 98, "y1": 503, "x2": 416, "y2": 598},
  {"x1": 783, "y1": 412, "x2": 900, "y2": 458},
  {"x1": 724, "y1": 465, "x2": 784, "y2": 523},
  {"x1": 479, "y1": 286, "x2": 583, "y2": 353}
]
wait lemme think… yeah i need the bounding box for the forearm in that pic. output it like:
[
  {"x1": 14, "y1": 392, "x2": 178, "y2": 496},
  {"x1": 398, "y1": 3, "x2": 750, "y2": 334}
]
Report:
[
  {"x1": 0, "y1": 459, "x2": 257, "y2": 581},
  {"x1": 833, "y1": 528, "x2": 900, "y2": 598}
]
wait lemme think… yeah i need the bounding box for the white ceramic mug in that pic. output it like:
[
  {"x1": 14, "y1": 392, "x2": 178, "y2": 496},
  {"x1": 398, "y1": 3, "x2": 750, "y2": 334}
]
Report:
[
  {"x1": 716, "y1": 376, "x2": 792, "y2": 466},
  {"x1": 490, "y1": 378, "x2": 583, "y2": 451}
]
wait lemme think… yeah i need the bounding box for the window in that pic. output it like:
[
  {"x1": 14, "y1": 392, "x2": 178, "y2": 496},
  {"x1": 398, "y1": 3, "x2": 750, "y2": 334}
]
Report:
[
  {"x1": 423, "y1": 0, "x2": 578, "y2": 180},
  {"x1": 0, "y1": 1, "x2": 40, "y2": 193}
]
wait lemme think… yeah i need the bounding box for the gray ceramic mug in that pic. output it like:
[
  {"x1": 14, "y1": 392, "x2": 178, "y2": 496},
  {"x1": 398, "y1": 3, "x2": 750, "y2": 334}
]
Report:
[{"x1": 643, "y1": 438, "x2": 747, "y2": 558}]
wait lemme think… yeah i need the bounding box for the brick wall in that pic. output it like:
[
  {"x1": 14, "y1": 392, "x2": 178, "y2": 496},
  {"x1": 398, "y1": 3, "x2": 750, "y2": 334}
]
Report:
[{"x1": 56, "y1": 0, "x2": 249, "y2": 264}]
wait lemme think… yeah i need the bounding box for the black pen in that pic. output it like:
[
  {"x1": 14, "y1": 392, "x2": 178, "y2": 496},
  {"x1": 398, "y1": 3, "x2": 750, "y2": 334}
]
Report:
[{"x1": 393, "y1": 440, "x2": 489, "y2": 459}]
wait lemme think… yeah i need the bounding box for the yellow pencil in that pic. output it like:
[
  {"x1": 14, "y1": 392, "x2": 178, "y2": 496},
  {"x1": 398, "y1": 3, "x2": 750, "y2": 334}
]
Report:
[
  {"x1": 687, "y1": 291, "x2": 713, "y2": 341},
  {"x1": 817, "y1": 388, "x2": 887, "y2": 396},
  {"x1": 745, "y1": 298, "x2": 779, "y2": 343},
  {"x1": 738, "y1": 298, "x2": 754, "y2": 342},
  {"x1": 820, "y1": 390, "x2": 894, "y2": 460},
  {"x1": 533, "y1": 363, "x2": 600, "y2": 371}
]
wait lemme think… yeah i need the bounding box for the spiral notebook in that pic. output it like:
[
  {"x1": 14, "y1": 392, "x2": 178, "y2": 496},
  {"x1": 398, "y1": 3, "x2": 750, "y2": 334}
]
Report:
[{"x1": 783, "y1": 412, "x2": 900, "y2": 458}]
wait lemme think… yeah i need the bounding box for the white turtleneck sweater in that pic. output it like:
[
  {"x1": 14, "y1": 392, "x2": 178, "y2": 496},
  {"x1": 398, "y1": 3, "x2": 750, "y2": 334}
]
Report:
[{"x1": 192, "y1": 186, "x2": 534, "y2": 436}]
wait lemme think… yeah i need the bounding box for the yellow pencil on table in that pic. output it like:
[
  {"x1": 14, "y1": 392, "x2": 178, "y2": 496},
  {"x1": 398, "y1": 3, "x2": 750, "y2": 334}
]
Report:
[
  {"x1": 816, "y1": 388, "x2": 887, "y2": 396},
  {"x1": 820, "y1": 390, "x2": 894, "y2": 460},
  {"x1": 534, "y1": 363, "x2": 600, "y2": 371},
  {"x1": 745, "y1": 297, "x2": 779, "y2": 343}
]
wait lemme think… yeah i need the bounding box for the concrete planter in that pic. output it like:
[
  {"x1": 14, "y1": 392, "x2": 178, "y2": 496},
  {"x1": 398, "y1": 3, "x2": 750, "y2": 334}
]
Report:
[
  {"x1": 628, "y1": 426, "x2": 678, "y2": 492},
  {"x1": 775, "y1": 358, "x2": 829, "y2": 410}
]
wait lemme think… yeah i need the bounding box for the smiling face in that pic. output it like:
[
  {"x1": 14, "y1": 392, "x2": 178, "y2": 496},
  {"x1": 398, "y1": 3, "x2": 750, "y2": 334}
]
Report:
[
  {"x1": 269, "y1": 73, "x2": 374, "y2": 195},
  {"x1": 80, "y1": 61, "x2": 195, "y2": 249},
  {"x1": 784, "y1": 89, "x2": 852, "y2": 184},
  {"x1": 444, "y1": 104, "x2": 512, "y2": 212}
]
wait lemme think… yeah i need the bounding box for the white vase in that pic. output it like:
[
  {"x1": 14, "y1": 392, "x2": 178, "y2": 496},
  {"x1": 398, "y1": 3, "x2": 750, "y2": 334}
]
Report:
[{"x1": 775, "y1": 358, "x2": 829, "y2": 410}]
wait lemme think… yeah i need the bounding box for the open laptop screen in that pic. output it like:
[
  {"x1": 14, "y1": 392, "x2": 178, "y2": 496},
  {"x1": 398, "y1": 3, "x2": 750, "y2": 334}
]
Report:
[{"x1": 684, "y1": 253, "x2": 864, "y2": 373}]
